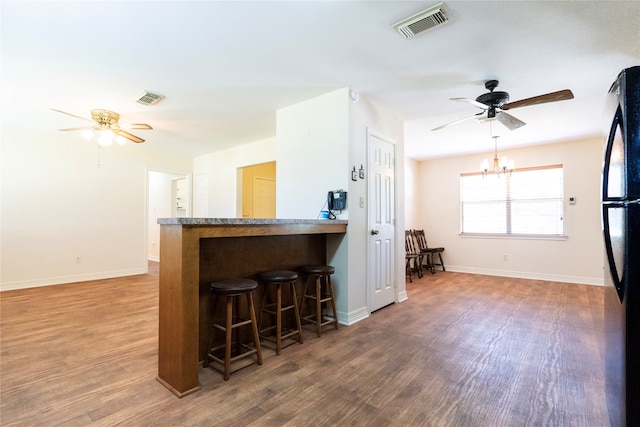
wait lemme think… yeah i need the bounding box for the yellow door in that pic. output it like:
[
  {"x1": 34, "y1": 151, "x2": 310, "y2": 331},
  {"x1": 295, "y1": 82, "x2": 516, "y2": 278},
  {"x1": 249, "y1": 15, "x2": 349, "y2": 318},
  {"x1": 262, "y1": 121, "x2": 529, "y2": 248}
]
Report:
[{"x1": 253, "y1": 177, "x2": 276, "y2": 218}]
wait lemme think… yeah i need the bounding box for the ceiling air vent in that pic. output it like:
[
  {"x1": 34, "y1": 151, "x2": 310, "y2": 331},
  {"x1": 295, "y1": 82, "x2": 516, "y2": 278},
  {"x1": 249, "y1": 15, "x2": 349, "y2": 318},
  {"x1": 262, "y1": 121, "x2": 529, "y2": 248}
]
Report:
[
  {"x1": 392, "y1": 3, "x2": 450, "y2": 39},
  {"x1": 135, "y1": 90, "x2": 165, "y2": 106}
]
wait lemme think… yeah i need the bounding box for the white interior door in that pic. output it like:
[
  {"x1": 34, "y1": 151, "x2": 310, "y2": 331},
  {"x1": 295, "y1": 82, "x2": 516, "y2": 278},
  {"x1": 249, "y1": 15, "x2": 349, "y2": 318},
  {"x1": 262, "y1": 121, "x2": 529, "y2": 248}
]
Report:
[{"x1": 367, "y1": 132, "x2": 396, "y2": 312}]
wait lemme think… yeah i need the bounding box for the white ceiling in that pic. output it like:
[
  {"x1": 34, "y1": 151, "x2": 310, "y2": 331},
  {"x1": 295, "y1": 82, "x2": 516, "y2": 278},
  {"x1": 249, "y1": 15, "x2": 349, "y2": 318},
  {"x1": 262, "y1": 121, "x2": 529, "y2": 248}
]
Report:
[{"x1": 2, "y1": 1, "x2": 639, "y2": 161}]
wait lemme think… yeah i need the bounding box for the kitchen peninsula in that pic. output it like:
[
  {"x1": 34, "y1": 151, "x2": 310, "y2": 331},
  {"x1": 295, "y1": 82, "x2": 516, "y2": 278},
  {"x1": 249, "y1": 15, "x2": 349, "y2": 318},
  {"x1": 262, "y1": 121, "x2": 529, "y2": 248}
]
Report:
[{"x1": 156, "y1": 218, "x2": 348, "y2": 397}]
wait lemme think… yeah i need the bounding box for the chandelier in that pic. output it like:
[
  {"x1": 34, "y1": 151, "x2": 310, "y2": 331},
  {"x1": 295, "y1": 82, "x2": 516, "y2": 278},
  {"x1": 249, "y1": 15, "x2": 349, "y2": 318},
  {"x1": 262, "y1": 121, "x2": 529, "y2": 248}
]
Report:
[{"x1": 481, "y1": 135, "x2": 514, "y2": 178}]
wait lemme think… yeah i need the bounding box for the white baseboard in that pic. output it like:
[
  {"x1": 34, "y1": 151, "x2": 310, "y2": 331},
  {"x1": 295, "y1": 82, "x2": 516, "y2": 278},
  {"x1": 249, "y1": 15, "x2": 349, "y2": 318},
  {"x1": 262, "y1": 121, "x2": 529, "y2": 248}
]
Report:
[
  {"x1": 397, "y1": 290, "x2": 409, "y2": 302},
  {"x1": 0, "y1": 267, "x2": 147, "y2": 291},
  {"x1": 445, "y1": 265, "x2": 604, "y2": 286},
  {"x1": 338, "y1": 306, "x2": 369, "y2": 326}
]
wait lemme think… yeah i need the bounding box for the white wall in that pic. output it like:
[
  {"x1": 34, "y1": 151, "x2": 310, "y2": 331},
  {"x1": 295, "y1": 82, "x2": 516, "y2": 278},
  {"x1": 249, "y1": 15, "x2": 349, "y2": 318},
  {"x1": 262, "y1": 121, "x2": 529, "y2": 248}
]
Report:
[
  {"x1": 276, "y1": 88, "x2": 353, "y2": 321},
  {"x1": 404, "y1": 157, "x2": 420, "y2": 229},
  {"x1": 276, "y1": 89, "x2": 350, "y2": 219},
  {"x1": 1, "y1": 126, "x2": 192, "y2": 290},
  {"x1": 193, "y1": 137, "x2": 276, "y2": 218},
  {"x1": 277, "y1": 88, "x2": 405, "y2": 324},
  {"x1": 417, "y1": 137, "x2": 604, "y2": 285}
]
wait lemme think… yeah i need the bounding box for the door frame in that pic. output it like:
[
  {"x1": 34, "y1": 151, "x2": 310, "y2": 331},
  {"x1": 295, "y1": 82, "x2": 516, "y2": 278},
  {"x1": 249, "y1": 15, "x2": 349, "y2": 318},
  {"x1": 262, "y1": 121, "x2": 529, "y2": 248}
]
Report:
[{"x1": 146, "y1": 169, "x2": 192, "y2": 265}]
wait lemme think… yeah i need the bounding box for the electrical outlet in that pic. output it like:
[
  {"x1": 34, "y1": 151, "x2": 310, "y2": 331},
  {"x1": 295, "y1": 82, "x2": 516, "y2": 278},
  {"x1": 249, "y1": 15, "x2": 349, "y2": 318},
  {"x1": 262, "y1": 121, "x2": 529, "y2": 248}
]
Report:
[
  {"x1": 75, "y1": 256, "x2": 81, "y2": 263},
  {"x1": 503, "y1": 253, "x2": 508, "y2": 261}
]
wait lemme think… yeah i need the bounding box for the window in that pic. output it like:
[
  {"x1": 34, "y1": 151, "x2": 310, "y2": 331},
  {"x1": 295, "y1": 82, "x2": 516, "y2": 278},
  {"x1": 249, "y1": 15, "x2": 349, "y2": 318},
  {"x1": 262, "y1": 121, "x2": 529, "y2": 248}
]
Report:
[{"x1": 460, "y1": 165, "x2": 564, "y2": 236}]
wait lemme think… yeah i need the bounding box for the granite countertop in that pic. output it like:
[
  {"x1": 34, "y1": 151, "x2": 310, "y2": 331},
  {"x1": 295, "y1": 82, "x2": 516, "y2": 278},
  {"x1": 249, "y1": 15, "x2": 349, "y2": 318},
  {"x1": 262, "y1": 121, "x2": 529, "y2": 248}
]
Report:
[{"x1": 157, "y1": 218, "x2": 348, "y2": 225}]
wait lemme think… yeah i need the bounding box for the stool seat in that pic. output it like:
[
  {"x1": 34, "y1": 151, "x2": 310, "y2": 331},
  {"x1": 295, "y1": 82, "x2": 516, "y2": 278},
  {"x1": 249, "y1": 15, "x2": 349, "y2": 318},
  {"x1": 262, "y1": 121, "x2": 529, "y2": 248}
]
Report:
[
  {"x1": 258, "y1": 270, "x2": 298, "y2": 282},
  {"x1": 301, "y1": 265, "x2": 335, "y2": 275},
  {"x1": 210, "y1": 279, "x2": 258, "y2": 295}
]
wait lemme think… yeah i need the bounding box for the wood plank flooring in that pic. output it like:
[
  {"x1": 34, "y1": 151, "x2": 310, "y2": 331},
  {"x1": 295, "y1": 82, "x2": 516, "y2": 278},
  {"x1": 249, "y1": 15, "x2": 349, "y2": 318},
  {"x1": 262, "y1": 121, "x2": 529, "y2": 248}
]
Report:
[{"x1": 0, "y1": 264, "x2": 609, "y2": 426}]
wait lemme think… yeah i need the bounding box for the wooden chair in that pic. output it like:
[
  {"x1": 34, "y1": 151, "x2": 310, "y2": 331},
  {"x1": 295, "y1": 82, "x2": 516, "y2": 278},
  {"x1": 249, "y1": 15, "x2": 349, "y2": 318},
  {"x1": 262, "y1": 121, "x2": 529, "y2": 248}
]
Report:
[
  {"x1": 405, "y1": 230, "x2": 423, "y2": 282},
  {"x1": 413, "y1": 229, "x2": 445, "y2": 274}
]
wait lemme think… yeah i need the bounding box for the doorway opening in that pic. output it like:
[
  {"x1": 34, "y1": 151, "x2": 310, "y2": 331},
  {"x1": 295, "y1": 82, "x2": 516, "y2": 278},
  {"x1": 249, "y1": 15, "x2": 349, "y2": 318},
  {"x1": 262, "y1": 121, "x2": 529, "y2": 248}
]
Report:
[{"x1": 147, "y1": 170, "x2": 191, "y2": 262}]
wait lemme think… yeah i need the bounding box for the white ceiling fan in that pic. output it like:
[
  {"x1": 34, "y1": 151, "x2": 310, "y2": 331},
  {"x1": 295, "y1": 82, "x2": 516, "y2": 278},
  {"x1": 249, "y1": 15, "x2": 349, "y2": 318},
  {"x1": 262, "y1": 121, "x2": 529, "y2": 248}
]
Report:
[{"x1": 51, "y1": 108, "x2": 153, "y2": 144}]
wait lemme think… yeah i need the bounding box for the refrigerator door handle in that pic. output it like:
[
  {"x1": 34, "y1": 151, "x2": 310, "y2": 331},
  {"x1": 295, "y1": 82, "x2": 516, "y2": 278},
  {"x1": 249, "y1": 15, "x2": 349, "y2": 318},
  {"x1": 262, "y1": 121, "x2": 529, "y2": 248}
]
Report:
[
  {"x1": 603, "y1": 203, "x2": 625, "y2": 302},
  {"x1": 602, "y1": 107, "x2": 625, "y2": 202}
]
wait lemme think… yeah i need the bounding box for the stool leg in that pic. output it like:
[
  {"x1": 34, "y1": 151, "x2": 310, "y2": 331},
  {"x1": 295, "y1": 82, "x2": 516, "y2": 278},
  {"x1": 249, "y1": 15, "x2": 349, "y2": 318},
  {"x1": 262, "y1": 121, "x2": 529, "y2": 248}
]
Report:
[
  {"x1": 204, "y1": 294, "x2": 219, "y2": 368},
  {"x1": 315, "y1": 275, "x2": 322, "y2": 337},
  {"x1": 326, "y1": 275, "x2": 339, "y2": 330},
  {"x1": 224, "y1": 296, "x2": 233, "y2": 381},
  {"x1": 299, "y1": 275, "x2": 310, "y2": 321},
  {"x1": 290, "y1": 281, "x2": 304, "y2": 344},
  {"x1": 276, "y1": 284, "x2": 282, "y2": 355},
  {"x1": 233, "y1": 294, "x2": 241, "y2": 357},
  {"x1": 258, "y1": 285, "x2": 268, "y2": 335},
  {"x1": 247, "y1": 292, "x2": 263, "y2": 365}
]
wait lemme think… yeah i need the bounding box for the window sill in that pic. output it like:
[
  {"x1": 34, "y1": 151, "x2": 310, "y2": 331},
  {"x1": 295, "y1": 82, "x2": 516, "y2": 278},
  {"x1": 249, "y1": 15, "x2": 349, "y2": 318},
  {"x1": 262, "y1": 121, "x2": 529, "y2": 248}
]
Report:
[{"x1": 459, "y1": 233, "x2": 568, "y2": 241}]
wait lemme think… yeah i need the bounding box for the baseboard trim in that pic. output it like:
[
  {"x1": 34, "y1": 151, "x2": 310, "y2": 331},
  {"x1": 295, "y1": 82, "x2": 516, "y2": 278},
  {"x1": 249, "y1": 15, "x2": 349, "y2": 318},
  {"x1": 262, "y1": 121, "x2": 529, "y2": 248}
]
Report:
[
  {"x1": 0, "y1": 267, "x2": 148, "y2": 291},
  {"x1": 338, "y1": 306, "x2": 369, "y2": 326},
  {"x1": 445, "y1": 265, "x2": 604, "y2": 286},
  {"x1": 397, "y1": 290, "x2": 409, "y2": 302}
]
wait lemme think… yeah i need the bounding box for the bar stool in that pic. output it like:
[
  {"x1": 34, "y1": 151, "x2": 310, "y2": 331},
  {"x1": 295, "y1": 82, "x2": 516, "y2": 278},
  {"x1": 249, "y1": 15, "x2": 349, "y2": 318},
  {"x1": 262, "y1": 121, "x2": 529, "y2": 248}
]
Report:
[
  {"x1": 300, "y1": 265, "x2": 339, "y2": 337},
  {"x1": 204, "y1": 278, "x2": 262, "y2": 381},
  {"x1": 257, "y1": 270, "x2": 304, "y2": 355}
]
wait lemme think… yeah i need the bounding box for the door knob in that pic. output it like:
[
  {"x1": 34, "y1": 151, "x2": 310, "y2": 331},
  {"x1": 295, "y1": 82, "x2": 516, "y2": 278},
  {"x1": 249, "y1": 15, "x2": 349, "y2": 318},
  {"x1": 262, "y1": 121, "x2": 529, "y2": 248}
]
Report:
[{"x1": 371, "y1": 229, "x2": 379, "y2": 235}]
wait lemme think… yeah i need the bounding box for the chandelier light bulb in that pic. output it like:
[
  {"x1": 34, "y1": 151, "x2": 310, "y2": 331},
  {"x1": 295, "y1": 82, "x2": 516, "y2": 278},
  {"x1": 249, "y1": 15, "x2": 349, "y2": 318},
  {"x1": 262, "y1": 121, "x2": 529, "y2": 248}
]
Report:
[{"x1": 500, "y1": 156, "x2": 509, "y2": 169}]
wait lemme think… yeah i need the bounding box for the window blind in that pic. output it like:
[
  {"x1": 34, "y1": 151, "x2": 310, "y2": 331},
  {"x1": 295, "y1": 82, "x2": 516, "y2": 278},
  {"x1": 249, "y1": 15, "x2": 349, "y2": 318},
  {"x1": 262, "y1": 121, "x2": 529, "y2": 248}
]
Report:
[{"x1": 460, "y1": 165, "x2": 564, "y2": 236}]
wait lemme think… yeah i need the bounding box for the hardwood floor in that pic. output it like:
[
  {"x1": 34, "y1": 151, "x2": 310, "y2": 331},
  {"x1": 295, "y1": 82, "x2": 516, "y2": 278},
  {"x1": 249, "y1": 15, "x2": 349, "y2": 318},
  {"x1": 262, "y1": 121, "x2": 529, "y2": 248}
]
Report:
[{"x1": 1, "y1": 264, "x2": 609, "y2": 426}]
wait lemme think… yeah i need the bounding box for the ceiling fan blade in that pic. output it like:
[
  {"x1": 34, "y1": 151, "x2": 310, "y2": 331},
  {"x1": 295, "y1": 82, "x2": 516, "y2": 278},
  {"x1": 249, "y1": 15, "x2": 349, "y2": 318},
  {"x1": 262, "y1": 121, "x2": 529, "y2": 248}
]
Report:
[
  {"x1": 58, "y1": 126, "x2": 95, "y2": 131},
  {"x1": 50, "y1": 108, "x2": 93, "y2": 122},
  {"x1": 502, "y1": 89, "x2": 574, "y2": 110},
  {"x1": 115, "y1": 129, "x2": 145, "y2": 143},
  {"x1": 121, "y1": 123, "x2": 153, "y2": 130},
  {"x1": 450, "y1": 97, "x2": 488, "y2": 110},
  {"x1": 496, "y1": 111, "x2": 526, "y2": 130},
  {"x1": 432, "y1": 112, "x2": 485, "y2": 131}
]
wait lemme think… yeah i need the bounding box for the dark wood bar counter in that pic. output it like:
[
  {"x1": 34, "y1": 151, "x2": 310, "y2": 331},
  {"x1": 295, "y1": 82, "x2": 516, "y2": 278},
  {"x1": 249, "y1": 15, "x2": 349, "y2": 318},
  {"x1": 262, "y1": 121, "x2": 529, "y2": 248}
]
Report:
[{"x1": 156, "y1": 218, "x2": 348, "y2": 397}]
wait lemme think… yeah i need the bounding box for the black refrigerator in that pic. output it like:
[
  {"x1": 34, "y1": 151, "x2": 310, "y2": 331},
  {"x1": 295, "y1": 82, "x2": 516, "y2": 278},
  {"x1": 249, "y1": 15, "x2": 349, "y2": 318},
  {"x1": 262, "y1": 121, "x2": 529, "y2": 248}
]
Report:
[{"x1": 604, "y1": 65, "x2": 640, "y2": 427}]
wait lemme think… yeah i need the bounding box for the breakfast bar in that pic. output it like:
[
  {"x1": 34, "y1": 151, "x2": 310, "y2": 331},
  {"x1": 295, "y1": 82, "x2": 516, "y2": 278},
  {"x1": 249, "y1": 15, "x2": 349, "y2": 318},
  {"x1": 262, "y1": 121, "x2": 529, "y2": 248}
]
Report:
[{"x1": 155, "y1": 218, "x2": 348, "y2": 397}]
